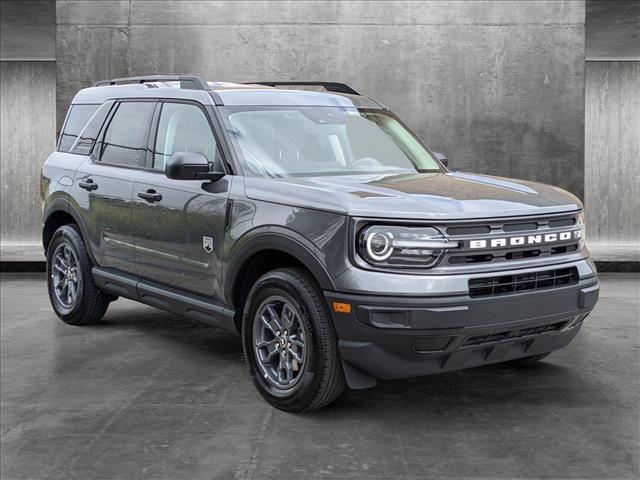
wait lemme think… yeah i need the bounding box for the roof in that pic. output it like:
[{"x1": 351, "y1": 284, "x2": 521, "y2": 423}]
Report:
[
  {"x1": 72, "y1": 79, "x2": 384, "y2": 109},
  {"x1": 214, "y1": 85, "x2": 382, "y2": 108}
]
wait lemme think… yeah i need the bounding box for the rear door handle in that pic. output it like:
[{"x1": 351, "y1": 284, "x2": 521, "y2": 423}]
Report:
[
  {"x1": 137, "y1": 189, "x2": 163, "y2": 203},
  {"x1": 79, "y1": 179, "x2": 98, "y2": 191}
]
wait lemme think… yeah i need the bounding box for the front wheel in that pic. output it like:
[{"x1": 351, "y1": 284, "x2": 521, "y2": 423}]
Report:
[
  {"x1": 242, "y1": 268, "x2": 345, "y2": 412},
  {"x1": 46, "y1": 224, "x2": 111, "y2": 325}
]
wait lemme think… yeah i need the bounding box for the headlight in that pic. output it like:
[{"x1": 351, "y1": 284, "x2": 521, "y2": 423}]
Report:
[
  {"x1": 577, "y1": 212, "x2": 586, "y2": 249},
  {"x1": 357, "y1": 225, "x2": 460, "y2": 269}
]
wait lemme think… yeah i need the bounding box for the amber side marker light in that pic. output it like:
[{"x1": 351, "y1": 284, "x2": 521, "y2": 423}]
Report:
[{"x1": 332, "y1": 302, "x2": 352, "y2": 314}]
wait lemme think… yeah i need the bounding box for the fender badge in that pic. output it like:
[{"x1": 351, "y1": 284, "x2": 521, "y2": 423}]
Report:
[{"x1": 203, "y1": 236, "x2": 214, "y2": 254}]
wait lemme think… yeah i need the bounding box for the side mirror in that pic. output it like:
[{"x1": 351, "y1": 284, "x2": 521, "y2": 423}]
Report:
[
  {"x1": 165, "y1": 152, "x2": 224, "y2": 181},
  {"x1": 434, "y1": 152, "x2": 449, "y2": 168}
]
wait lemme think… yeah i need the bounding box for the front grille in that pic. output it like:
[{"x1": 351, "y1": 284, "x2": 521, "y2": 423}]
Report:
[
  {"x1": 446, "y1": 225, "x2": 491, "y2": 236},
  {"x1": 468, "y1": 267, "x2": 579, "y2": 298},
  {"x1": 449, "y1": 243, "x2": 579, "y2": 265},
  {"x1": 462, "y1": 320, "x2": 568, "y2": 347},
  {"x1": 441, "y1": 213, "x2": 581, "y2": 268},
  {"x1": 445, "y1": 215, "x2": 576, "y2": 237}
]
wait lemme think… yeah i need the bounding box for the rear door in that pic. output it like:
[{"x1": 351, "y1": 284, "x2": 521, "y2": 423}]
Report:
[
  {"x1": 73, "y1": 100, "x2": 156, "y2": 274},
  {"x1": 132, "y1": 101, "x2": 230, "y2": 299}
]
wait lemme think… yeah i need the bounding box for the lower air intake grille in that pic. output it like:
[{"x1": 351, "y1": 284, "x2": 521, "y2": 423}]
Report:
[
  {"x1": 468, "y1": 267, "x2": 579, "y2": 298},
  {"x1": 462, "y1": 320, "x2": 568, "y2": 347}
]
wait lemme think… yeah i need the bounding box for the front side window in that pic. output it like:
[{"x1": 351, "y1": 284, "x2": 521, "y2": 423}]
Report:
[
  {"x1": 153, "y1": 102, "x2": 218, "y2": 171},
  {"x1": 58, "y1": 104, "x2": 99, "y2": 153},
  {"x1": 221, "y1": 106, "x2": 441, "y2": 177},
  {"x1": 100, "y1": 102, "x2": 155, "y2": 167}
]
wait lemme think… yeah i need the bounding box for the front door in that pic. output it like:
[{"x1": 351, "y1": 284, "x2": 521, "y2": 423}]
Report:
[{"x1": 132, "y1": 101, "x2": 229, "y2": 300}]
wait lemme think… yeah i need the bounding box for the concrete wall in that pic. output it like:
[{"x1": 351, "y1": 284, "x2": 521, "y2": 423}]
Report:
[
  {"x1": 586, "y1": 0, "x2": 640, "y2": 61},
  {"x1": 585, "y1": 61, "x2": 640, "y2": 247},
  {"x1": 56, "y1": 0, "x2": 586, "y2": 198},
  {"x1": 0, "y1": 1, "x2": 56, "y2": 249},
  {"x1": 0, "y1": 61, "x2": 57, "y2": 245},
  {"x1": 0, "y1": 1, "x2": 56, "y2": 61}
]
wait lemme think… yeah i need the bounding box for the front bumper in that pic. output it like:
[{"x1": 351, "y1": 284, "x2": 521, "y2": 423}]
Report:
[{"x1": 325, "y1": 269, "x2": 599, "y2": 385}]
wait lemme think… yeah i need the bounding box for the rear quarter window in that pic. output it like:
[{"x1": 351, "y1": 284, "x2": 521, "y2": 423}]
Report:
[
  {"x1": 58, "y1": 104, "x2": 99, "y2": 153},
  {"x1": 70, "y1": 101, "x2": 114, "y2": 156}
]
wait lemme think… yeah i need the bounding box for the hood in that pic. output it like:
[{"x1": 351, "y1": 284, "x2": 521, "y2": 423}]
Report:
[{"x1": 243, "y1": 171, "x2": 582, "y2": 220}]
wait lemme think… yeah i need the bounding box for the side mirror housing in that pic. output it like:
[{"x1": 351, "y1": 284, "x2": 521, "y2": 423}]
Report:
[
  {"x1": 434, "y1": 152, "x2": 449, "y2": 168},
  {"x1": 165, "y1": 152, "x2": 224, "y2": 181}
]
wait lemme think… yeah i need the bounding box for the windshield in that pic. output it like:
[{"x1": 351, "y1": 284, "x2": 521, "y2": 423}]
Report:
[{"x1": 221, "y1": 106, "x2": 441, "y2": 177}]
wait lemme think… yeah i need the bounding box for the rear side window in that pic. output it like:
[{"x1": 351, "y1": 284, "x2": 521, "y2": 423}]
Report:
[
  {"x1": 69, "y1": 101, "x2": 114, "y2": 156},
  {"x1": 58, "y1": 104, "x2": 99, "y2": 152},
  {"x1": 100, "y1": 102, "x2": 155, "y2": 167}
]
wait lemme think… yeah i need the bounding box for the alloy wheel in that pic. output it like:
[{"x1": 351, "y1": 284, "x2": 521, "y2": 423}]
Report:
[
  {"x1": 253, "y1": 295, "x2": 308, "y2": 390},
  {"x1": 51, "y1": 242, "x2": 81, "y2": 310}
]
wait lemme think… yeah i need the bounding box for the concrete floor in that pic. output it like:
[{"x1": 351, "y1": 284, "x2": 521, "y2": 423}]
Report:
[{"x1": 1, "y1": 273, "x2": 638, "y2": 480}]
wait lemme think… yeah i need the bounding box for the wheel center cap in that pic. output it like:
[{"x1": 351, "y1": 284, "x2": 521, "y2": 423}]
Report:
[{"x1": 280, "y1": 337, "x2": 287, "y2": 348}]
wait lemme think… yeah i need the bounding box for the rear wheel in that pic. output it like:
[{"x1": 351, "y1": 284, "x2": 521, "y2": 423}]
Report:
[
  {"x1": 242, "y1": 268, "x2": 345, "y2": 412},
  {"x1": 504, "y1": 352, "x2": 551, "y2": 368},
  {"x1": 46, "y1": 224, "x2": 112, "y2": 325}
]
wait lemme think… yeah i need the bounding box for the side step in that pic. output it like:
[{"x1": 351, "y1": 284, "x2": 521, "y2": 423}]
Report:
[{"x1": 92, "y1": 267, "x2": 236, "y2": 332}]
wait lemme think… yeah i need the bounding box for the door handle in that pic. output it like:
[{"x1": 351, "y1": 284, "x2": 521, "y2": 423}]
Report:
[
  {"x1": 137, "y1": 189, "x2": 163, "y2": 203},
  {"x1": 78, "y1": 179, "x2": 98, "y2": 191}
]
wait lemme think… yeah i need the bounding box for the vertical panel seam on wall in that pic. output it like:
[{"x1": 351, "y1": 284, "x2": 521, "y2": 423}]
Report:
[{"x1": 128, "y1": 0, "x2": 132, "y2": 75}]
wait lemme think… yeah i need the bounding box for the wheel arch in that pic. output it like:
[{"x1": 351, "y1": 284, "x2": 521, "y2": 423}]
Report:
[
  {"x1": 43, "y1": 198, "x2": 96, "y2": 264},
  {"x1": 225, "y1": 229, "x2": 337, "y2": 333}
]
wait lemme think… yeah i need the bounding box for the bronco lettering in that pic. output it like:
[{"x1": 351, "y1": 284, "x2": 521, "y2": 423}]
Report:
[{"x1": 469, "y1": 230, "x2": 580, "y2": 249}]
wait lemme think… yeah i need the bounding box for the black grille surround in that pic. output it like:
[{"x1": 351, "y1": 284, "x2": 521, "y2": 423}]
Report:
[{"x1": 468, "y1": 267, "x2": 579, "y2": 298}]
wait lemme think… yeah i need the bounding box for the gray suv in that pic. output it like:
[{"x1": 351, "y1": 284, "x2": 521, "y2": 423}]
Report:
[{"x1": 42, "y1": 76, "x2": 600, "y2": 412}]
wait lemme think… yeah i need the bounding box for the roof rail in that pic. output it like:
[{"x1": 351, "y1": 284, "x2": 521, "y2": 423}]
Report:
[
  {"x1": 246, "y1": 82, "x2": 360, "y2": 96},
  {"x1": 93, "y1": 75, "x2": 209, "y2": 91}
]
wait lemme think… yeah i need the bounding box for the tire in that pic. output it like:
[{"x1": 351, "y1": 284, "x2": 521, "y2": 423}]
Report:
[
  {"x1": 46, "y1": 224, "x2": 111, "y2": 325},
  {"x1": 504, "y1": 352, "x2": 551, "y2": 368},
  {"x1": 242, "y1": 268, "x2": 345, "y2": 412}
]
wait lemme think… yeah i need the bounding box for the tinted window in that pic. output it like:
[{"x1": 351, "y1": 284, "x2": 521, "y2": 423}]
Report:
[
  {"x1": 100, "y1": 102, "x2": 155, "y2": 167},
  {"x1": 69, "y1": 101, "x2": 114, "y2": 156},
  {"x1": 58, "y1": 104, "x2": 99, "y2": 152},
  {"x1": 153, "y1": 103, "x2": 217, "y2": 171}
]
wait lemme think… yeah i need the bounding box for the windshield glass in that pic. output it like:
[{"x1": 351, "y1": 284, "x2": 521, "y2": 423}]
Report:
[{"x1": 221, "y1": 106, "x2": 441, "y2": 177}]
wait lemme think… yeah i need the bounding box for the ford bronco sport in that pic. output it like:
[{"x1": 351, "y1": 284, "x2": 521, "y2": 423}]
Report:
[{"x1": 42, "y1": 76, "x2": 600, "y2": 412}]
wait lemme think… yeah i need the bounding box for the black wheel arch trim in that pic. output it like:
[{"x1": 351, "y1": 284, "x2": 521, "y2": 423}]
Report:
[
  {"x1": 224, "y1": 228, "x2": 337, "y2": 305},
  {"x1": 43, "y1": 197, "x2": 98, "y2": 266}
]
